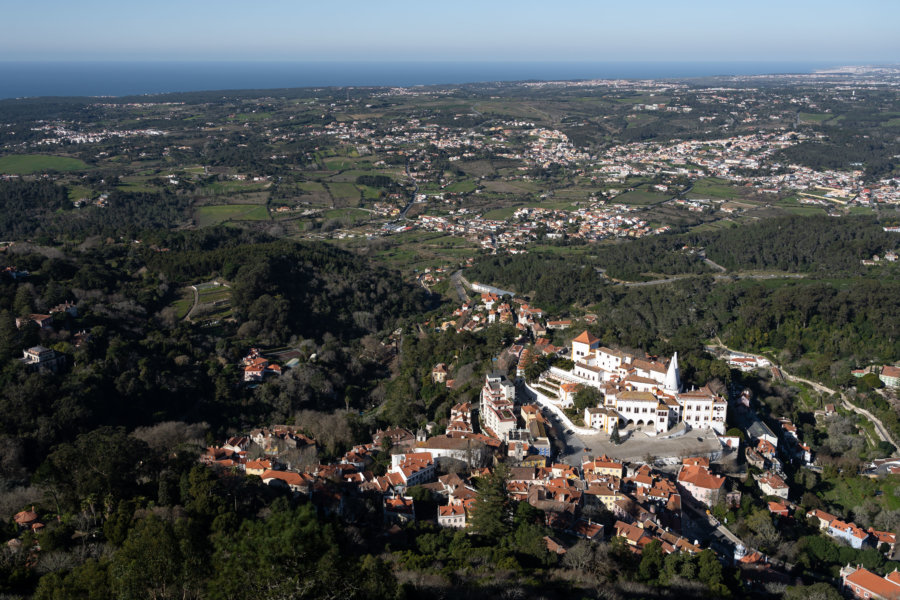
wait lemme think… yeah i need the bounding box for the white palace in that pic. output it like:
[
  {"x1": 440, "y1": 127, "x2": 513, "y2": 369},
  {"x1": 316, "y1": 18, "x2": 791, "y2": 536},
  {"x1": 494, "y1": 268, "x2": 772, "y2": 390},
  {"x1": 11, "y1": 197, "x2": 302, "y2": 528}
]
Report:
[{"x1": 535, "y1": 331, "x2": 727, "y2": 436}]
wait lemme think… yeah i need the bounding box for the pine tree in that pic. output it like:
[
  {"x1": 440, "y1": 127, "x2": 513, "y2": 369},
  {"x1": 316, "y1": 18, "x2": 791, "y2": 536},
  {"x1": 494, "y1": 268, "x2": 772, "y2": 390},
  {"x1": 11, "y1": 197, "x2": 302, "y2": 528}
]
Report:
[
  {"x1": 469, "y1": 463, "x2": 512, "y2": 542},
  {"x1": 610, "y1": 422, "x2": 621, "y2": 445}
]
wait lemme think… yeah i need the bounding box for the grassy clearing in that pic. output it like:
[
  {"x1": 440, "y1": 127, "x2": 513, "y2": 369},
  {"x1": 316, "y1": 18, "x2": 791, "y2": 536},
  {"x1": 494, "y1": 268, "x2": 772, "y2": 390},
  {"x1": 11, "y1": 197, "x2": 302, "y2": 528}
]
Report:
[
  {"x1": 195, "y1": 204, "x2": 270, "y2": 226},
  {"x1": 799, "y1": 112, "x2": 832, "y2": 123},
  {"x1": 0, "y1": 154, "x2": 89, "y2": 174},
  {"x1": 481, "y1": 207, "x2": 520, "y2": 220},
  {"x1": 67, "y1": 185, "x2": 94, "y2": 201},
  {"x1": 360, "y1": 186, "x2": 382, "y2": 201},
  {"x1": 820, "y1": 474, "x2": 900, "y2": 512},
  {"x1": 781, "y1": 205, "x2": 827, "y2": 216},
  {"x1": 884, "y1": 118, "x2": 900, "y2": 127},
  {"x1": 171, "y1": 290, "x2": 194, "y2": 320}
]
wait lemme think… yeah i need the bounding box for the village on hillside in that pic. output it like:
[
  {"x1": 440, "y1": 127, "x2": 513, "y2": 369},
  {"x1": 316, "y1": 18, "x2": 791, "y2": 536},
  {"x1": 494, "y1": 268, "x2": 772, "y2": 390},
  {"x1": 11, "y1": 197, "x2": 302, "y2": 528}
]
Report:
[{"x1": 204, "y1": 307, "x2": 900, "y2": 596}]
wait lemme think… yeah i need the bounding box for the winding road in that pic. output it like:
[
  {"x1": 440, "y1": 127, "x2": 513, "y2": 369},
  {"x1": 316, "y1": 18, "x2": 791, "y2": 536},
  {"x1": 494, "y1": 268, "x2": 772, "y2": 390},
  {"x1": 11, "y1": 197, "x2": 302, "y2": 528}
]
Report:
[{"x1": 706, "y1": 341, "x2": 900, "y2": 455}]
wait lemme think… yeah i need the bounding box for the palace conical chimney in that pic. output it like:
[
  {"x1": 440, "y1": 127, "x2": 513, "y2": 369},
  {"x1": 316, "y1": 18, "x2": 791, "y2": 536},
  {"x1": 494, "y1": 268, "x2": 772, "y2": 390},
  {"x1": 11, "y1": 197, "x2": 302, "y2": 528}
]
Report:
[{"x1": 665, "y1": 352, "x2": 681, "y2": 392}]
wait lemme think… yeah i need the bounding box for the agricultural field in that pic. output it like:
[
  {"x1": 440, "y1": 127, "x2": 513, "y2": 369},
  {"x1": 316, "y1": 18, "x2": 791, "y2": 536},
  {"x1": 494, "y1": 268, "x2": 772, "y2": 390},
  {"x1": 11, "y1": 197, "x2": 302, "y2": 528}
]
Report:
[
  {"x1": 0, "y1": 154, "x2": 89, "y2": 174},
  {"x1": 326, "y1": 182, "x2": 361, "y2": 206},
  {"x1": 323, "y1": 208, "x2": 371, "y2": 224},
  {"x1": 194, "y1": 204, "x2": 270, "y2": 226},
  {"x1": 201, "y1": 180, "x2": 269, "y2": 195},
  {"x1": 688, "y1": 178, "x2": 746, "y2": 200}
]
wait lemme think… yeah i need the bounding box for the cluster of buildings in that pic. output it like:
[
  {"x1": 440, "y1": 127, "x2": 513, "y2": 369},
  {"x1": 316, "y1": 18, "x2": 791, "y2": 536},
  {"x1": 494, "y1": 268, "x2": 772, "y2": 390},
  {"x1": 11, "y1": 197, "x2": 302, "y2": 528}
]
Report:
[
  {"x1": 531, "y1": 331, "x2": 727, "y2": 437},
  {"x1": 26, "y1": 122, "x2": 166, "y2": 146},
  {"x1": 240, "y1": 348, "x2": 283, "y2": 382},
  {"x1": 808, "y1": 508, "x2": 897, "y2": 553},
  {"x1": 414, "y1": 202, "x2": 666, "y2": 251},
  {"x1": 14, "y1": 301, "x2": 78, "y2": 330},
  {"x1": 852, "y1": 364, "x2": 900, "y2": 388}
]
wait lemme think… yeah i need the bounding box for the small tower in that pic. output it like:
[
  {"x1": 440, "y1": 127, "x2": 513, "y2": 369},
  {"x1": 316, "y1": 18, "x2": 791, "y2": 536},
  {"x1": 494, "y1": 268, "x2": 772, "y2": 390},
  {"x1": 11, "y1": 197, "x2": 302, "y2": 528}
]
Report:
[{"x1": 664, "y1": 352, "x2": 681, "y2": 393}]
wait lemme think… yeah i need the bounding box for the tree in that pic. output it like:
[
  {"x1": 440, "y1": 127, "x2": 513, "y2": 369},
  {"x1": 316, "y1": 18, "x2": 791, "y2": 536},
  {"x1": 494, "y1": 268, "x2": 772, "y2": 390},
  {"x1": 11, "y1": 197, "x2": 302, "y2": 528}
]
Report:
[
  {"x1": 469, "y1": 464, "x2": 512, "y2": 542},
  {"x1": 783, "y1": 582, "x2": 842, "y2": 600},
  {"x1": 697, "y1": 549, "x2": 730, "y2": 597},
  {"x1": 573, "y1": 385, "x2": 601, "y2": 412},
  {"x1": 610, "y1": 422, "x2": 621, "y2": 445},
  {"x1": 110, "y1": 515, "x2": 184, "y2": 600},
  {"x1": 638, "y1": 539, "x2": 664, "y2": 582},
  {"x1": 523, "y1": 354, "x2": 548, "y2": 382}
]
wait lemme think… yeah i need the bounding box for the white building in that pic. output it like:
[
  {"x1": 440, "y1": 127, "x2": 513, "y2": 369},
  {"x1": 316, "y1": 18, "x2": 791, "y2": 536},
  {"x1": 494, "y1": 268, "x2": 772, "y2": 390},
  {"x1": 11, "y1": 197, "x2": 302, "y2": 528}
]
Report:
[
  {"x1": 438, "y1": 504, "x2": 467, "y2": 528},
  {"x1": 677, "y1": 386, "x2": 727, "y2": 435},
  {"x1": 480, "y1": 371, "x2": 518, "y2": 441}
]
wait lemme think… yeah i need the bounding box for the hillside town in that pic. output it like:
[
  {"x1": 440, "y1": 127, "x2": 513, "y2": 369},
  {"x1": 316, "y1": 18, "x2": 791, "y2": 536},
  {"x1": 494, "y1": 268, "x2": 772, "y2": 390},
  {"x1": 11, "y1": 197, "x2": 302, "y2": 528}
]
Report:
[{"x1": 201, "y1": 304, "x2": 900, "y2": 596}]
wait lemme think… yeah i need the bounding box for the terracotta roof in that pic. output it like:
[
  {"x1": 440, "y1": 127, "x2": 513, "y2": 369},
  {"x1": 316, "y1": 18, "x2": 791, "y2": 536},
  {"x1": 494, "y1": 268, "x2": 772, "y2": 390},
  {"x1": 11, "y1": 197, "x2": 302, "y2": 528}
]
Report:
[
  {"x1": 572, "y1": 330, "x2": 600, "y2": 345},
  {"x1": 845, "y1": 567, "x2": 900, "y2": 599},
  {"x1": 678, "y1": 465, "x2": 724, "y2": 490},
  {"x1": 439, "y1": 504, "x2": 465, "y2": 517},
  {"x1": 882, "y1": 366, "x2": 900, "y2": 378}
]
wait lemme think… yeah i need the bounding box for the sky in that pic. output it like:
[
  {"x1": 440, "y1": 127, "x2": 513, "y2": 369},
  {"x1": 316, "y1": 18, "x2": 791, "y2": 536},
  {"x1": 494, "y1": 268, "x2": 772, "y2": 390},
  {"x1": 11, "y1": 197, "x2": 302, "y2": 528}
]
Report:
[{"x1": 3, "y1": 0, "x2": 899, "y2": 63}]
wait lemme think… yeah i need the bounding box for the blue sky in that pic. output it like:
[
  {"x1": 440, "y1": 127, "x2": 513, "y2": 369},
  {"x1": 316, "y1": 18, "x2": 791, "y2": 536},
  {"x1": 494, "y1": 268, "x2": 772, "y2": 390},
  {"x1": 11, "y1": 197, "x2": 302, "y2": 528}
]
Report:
[{"x1": 4, "y1": 0, "x2": 898, "y2": 62}]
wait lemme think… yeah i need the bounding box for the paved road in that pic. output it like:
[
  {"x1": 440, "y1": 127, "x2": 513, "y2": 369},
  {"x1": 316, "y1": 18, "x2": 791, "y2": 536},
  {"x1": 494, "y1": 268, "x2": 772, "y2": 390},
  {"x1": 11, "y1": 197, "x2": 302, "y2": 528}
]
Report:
[
  {"x1": 399, "y1": 162, "x2": 419, "y2": 219},
  {"x1": 184, "y1": 286, "x2": 200, "y2": 322},
  {"x1": 450, "y1": 270, "x2": 469, "y2": 303},
  {"x1": 620, "y1": 271, "x2": 806, "y2": 288}
]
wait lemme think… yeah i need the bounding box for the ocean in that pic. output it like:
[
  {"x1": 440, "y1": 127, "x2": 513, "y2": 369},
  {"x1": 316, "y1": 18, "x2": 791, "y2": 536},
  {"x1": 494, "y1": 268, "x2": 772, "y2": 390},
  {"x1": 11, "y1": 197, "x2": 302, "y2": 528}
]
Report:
[{"x1": 0, "y1": 60, "x2": 836, "y2": 100}]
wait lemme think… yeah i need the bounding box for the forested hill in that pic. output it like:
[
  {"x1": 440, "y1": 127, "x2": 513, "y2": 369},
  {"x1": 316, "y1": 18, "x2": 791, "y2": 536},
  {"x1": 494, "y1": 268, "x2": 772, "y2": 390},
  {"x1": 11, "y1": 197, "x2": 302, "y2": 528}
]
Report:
[
  {"x1": 0, "y1": 179, "x2": 192, "y2": 241},
  {"x1": 689, "y1": 215, "x2": 898, "y2": 273},
  {"x1": 145, "y1": 238, "x2": 438, "y2": 342},
  {"x1": 469, "y1": 215, "x2": 897, "y2": 306}
]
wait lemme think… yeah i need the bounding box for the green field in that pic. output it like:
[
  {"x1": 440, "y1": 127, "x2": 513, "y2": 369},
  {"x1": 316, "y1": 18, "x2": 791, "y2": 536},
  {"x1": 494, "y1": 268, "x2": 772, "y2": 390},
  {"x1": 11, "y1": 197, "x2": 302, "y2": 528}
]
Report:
[
  {"x1": 324, "y1": 157, "x2": 359, "y2": 171},
  {"x1": 885, "y1": 118, "x2": 900, "y2": 128},
  {"x1": 798, "y1": 112, "x2": 833, "y2": 124},
  {"x1": 202, "y1": 180, "x2": 268, "y2": 195},
  {"x1": 228, "y1": 112, "x2": 273, "y2": 122},
  {"x1": 444, "y1": 180, "x2": 477, "y2": 194},
  {"x1": 195, "y1": 204, "x2": 270, "y2": 226},
  {"x1": 360, "y1": 185, "x2": 382, "y2": 201},
  {"x1": 481, "y1": 206, "x2": 522, "y2": 220},
  {"x1": 323, "y1": 208, "x2": 370, "y2": 223},
  {"x1": 689, "y1": 178, "x2": 745, "y2": 200},
  {"x1": 67, "y1": 185, "x2": 94, "y2": 202},
  {"x1": 0, "y1": 154, "x2": 89, "y2": 174},
  {"x1": 297, "y1": 182, "x2": 326, "y2": 192},
  {"x1": 327, "y1": 182, "x2": 361, "y2": 203},
  {"x1": 612, "y1": 189, "x2": 669, "y2": 206}
]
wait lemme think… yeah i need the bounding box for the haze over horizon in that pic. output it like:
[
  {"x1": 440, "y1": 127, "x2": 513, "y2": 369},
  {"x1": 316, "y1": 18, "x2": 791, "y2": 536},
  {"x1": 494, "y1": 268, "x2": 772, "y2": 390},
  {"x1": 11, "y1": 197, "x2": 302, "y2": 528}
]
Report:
[{"x1": 4, "y1": 0, "x2": 899, "y2": 64}]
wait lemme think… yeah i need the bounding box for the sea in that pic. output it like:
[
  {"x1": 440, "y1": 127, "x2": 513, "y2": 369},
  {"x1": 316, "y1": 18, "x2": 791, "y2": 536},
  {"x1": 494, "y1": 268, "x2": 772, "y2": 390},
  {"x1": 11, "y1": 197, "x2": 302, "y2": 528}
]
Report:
[{"x1": 0, "y1": 60, "x2": 837, "y2": 100}]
